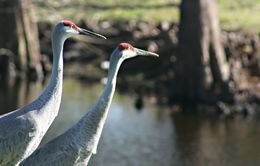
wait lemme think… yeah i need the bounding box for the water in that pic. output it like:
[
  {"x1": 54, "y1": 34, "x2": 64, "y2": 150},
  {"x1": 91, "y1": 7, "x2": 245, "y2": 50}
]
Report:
[{"x1": 1, "y1": 78, "x2": 260, "y2": 166}]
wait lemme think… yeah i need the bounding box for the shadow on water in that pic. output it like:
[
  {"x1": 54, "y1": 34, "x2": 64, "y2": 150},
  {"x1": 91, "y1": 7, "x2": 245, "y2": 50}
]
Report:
[
  {"x1": 0, "y1": 79, "x2": 20, "y2": 114},
  {"x1": 1, "y1": 78, "x2": 260, "y2": 166},
  {"x1": 0, "y1": 78, "x2": 44, "y2": 115}
]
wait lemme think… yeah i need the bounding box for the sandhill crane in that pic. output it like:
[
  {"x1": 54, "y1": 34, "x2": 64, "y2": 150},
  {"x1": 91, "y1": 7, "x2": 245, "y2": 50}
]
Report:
[
  {"x1": 21, "y1": 43, "x2": 159, "y2": 166},
  {"x1": 0, "y1": 20, "x2": 106, "y2": 166}
]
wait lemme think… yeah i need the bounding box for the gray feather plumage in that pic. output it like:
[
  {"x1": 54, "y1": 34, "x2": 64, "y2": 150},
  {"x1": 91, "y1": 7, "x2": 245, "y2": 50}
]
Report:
[
  {"x1": 0, "y1": 90, "x2": 62, "y2": 165},
  {"x1": 21, "y1": 54, "x2": 123, "y2": 166},
  {"x1": 0, "y1": 22, "x2": 66, "y2": 166},
  {"x1": 20, "y1": 43, "x2": 158, "y2": 166},
  {"x1": 21, "y1": 44, "x2": 158, "y2": 166}
]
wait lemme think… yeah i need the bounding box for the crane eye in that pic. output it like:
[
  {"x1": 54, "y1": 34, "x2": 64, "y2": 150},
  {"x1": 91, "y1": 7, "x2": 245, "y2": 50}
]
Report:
[{"x1": 63, "y1": 20, "x2": 78, "y2": 30}]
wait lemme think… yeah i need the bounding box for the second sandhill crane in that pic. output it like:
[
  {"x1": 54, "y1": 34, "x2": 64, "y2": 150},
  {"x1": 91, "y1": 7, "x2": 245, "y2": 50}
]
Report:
[{"x1": 21, "y1": 43, "x2": 159, "y2": 166}]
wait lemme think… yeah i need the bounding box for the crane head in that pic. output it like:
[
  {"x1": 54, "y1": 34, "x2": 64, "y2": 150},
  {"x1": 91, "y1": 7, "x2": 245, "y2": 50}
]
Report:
[
  {"x1": 54, "y1": 20, "x2": 106, "y2": 39},
  {"x1": 112, "y1": 43, "x2": 159, "y2": 60}
]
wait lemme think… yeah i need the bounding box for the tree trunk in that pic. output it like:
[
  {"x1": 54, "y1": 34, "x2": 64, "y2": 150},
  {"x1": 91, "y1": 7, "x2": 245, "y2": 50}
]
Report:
[
  {"x1": 171, "y1": 0, "x2": 231, "y2": 109},
  {"x1": 0, "y1": 0, "x2": 43, "y2": 80}
]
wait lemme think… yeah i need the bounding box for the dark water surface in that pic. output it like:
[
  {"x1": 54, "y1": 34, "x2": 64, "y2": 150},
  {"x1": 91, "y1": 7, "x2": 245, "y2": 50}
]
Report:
[{"x1": 1, "y1": 78, "x2": 260, "y2": 166}]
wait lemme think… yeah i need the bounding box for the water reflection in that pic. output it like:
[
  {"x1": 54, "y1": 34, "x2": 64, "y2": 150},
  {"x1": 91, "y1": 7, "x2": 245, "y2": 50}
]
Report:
[
  {"x1": 0, "y1": 78, "x2": 260, "y2": 166},
  {"x1": 0, "y1": 78, "x2": 44, "y2": 114},
  {"x1": 172, "y1": 114, "x2": 260, "y2": 166}
]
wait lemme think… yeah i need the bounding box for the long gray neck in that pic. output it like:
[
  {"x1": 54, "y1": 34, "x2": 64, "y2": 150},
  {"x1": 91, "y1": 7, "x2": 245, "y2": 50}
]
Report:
[
  {"x1": 73, "y1": 56, "x2": 124, "y2": 154},
  {"x1": 105, "y1": 56, "x2": 123, "y2": 94},
  {"x1": 90, "y1": 56, "x2": 122, "y2": 121},
  {"x1": 46, "y1": 33, "x2": 64, "y2": 96},
  {"x1": 32, "y1": 32, "x2": 65, "y2": 119},
  {"x1": 99, "y1": 56, "x2": 123, "y2": 109}
]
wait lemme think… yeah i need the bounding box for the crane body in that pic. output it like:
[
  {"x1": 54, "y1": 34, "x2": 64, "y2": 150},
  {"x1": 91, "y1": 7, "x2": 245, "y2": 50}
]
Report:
[{"x1": 21, "y1": 43, "x2": 158, "y2": 166}]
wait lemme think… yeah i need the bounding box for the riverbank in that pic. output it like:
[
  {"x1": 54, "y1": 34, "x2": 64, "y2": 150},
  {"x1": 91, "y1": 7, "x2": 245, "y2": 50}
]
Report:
[
  {"x1": 36, "y1": 20, "x2": 260, "y2": 116},
  {"x1": 32, "y1": 0, "x2": 260, "y2": 34}
]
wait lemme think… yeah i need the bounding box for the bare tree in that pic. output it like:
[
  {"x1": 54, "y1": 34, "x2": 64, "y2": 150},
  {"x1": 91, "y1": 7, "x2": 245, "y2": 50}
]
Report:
[
  {"x1": 172, "y1": 0, "x2": 231, "y2": 109},
  {"x1": 0, "y1": 0, "x2": 43, "y2": 80}
]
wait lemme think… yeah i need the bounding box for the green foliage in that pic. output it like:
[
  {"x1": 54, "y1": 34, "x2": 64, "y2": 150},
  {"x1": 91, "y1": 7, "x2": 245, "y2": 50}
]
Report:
[{"x1": 33, "y1": 0, "x2": 260, "y2": 33}]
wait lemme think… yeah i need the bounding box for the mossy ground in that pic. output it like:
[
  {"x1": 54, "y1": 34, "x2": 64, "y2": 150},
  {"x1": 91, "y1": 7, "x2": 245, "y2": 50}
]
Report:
[{"x1": 33, "y1": 0, "x2": 260, "y2": 33}]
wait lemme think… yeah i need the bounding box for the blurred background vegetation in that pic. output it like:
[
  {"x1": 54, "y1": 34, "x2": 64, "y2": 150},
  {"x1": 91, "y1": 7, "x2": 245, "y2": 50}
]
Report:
[
  {"x1": 0, "y1": 0, "x2": 259, "y2": 116},
  {"x1": 32, "y1": 0, "x2": 260, "y2": 33}
]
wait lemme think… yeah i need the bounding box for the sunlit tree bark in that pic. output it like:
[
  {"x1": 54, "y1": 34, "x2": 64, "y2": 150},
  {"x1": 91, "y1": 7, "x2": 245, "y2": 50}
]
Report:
[{"x1": 0, "y1": 0, "x2": 43, "y2": 80}]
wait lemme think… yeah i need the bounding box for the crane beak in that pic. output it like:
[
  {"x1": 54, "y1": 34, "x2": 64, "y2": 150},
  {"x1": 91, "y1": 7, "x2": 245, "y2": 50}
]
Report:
[
  {"x1": 135, "y1": 48, "x2": 159, "y2": 57},
  {"x1": 78, "y1": 27, "x2": 107, "y2": 39}
]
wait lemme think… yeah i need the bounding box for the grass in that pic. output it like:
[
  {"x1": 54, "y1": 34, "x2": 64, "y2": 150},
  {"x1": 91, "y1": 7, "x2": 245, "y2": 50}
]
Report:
[
  {"x1": 32, "y1": 0, "x2": 260, "y2": 33},
  {"x1": 218, "y1": 0, "x2": 260, "y2": 33}
]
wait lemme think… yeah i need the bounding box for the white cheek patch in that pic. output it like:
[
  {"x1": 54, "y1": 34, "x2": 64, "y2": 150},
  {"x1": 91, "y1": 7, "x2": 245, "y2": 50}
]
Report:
[
  {"x1": 64, "y1": 26, "x2": 79, "y2": 34},
  {"x1": 64, "y1": 26, "x2": 70, "y2": 30},
  {"x1": 123, "y1": 50, "x2": 136, "y2": 58}
]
